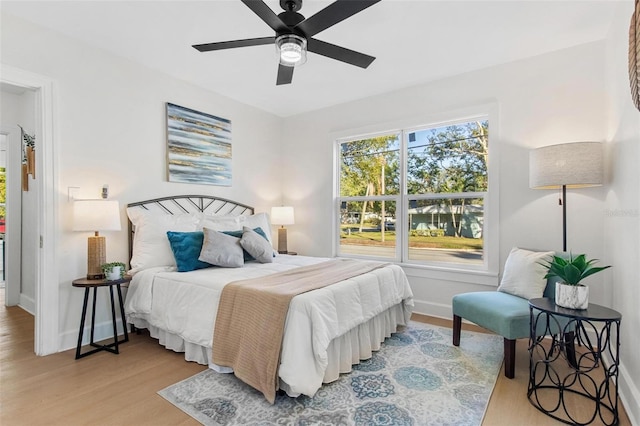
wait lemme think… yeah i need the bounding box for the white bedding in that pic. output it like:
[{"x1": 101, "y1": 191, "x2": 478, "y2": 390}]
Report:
[{"x1": 124, "y1": 255, "x2": 414, "y2": 397}]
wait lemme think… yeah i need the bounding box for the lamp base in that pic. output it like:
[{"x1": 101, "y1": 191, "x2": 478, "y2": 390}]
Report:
[
  {"x1": 87, "y1": 235, "x2": 106, "y2": 280},
  {"x1": 86, "y1": 273, "x2": 105, "y2": 280},
  {"x1": 277, "y1": 227, "x2": 288, "y2": 254}
]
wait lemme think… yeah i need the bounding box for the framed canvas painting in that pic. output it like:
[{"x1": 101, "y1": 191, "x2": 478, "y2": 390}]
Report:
[{"x1": 166, "y1": 103, "x2": 232, "y2": 186}]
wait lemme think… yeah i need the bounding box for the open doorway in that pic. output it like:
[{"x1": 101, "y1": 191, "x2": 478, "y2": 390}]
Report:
[
  {"x1": 1, "y1": 65, "x2": 58, "y2": 356},
  {"x1": 0, "y1": 83, "x2": 34, "y2": 313}
]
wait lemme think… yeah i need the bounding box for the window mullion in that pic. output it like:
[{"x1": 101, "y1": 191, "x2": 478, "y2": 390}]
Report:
[{"x1": 400, "y1": 130, "x2": 408, "y2": 263}]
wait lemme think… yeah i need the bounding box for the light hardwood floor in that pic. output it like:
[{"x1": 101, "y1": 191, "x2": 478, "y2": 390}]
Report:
[{"x1": 1, "y1": 296, "x2": 630, "y2": 425}]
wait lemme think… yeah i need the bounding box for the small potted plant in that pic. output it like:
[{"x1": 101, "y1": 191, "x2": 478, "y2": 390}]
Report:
[
  {"x1": 541, "y1": 254, "x2": 611, "y2": 310},
  {"x1": 101, "y1": 262, "x2": 126, "y2": 281}
]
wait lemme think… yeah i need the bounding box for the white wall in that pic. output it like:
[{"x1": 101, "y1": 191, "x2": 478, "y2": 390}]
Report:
[
  {"x1": 0, "y1": 88, "x2": 37, "y2": 313},
  {"x1": 604, "y1": 2, "x2": 640, "y2": 424},
  {"x1": 282, "y1": 42, "x2": 608, "y2": 316},
  {"x1": 1, "y1": 13, "x2": 284, "y2": 350}
]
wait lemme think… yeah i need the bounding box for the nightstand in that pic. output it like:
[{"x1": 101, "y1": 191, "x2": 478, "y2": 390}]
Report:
[{"x1": 72, "y1": 275, "x2": 131, "y2": 359}]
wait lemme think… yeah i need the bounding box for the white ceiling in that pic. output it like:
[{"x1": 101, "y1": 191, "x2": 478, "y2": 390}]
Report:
[{"x1": 1, "y1": 1, "x2": 621, "y2": 117}]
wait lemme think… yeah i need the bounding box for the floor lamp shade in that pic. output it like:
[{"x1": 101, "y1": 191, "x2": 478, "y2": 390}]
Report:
[
  {"x1": 529, "y1": 142, "x2": 603, "y2": 251},
  {"x1": 529, "y1": 142, "x2": 603, "y2": 189},
  {"x1": 271, "y1": 206, "x2": 294, "y2": 254},
  {"x1": 73, "y1": 200, "x2": 121, "y2": 279}
]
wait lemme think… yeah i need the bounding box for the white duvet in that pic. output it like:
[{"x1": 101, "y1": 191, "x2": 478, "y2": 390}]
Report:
[{"x1": 124, "y1": 255, "x2": 414, "y2": 397}]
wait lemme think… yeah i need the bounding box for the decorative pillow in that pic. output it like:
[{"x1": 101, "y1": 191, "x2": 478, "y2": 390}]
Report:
[
  {"x1": 497, "y1": 247, "x2": 554, "y2": 300},
  {"x1": 127, "y1": 208, "x2": 200, "y2": 274},
  {"x1": 221, "y1": 227, "x2": 271, "y2": 261},
  {"x1": 166, "y1": 231, "x2": 212, "y2": 272},
  {"x1": 240, "y1": 226, "x2": 274, "y2": 264},
  {"x1": 199, "y1": 227, "x2": 244, "y2": 268},
  {"x1": 200, "y1": 212, "x2": 273, "y2": 244}
]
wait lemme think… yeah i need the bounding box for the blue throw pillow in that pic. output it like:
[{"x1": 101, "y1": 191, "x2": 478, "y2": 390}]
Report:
[
  {"x1": 166, "y1": 231, "x2": 212, "y2": 272},
  {"x1": 221, "y1": 227, "x2": 271, "y2": 261}
]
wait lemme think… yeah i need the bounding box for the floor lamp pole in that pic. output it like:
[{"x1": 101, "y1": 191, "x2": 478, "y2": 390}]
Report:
[{"x1": 562, "y1": 184, "x2": 567, "y2": 252}]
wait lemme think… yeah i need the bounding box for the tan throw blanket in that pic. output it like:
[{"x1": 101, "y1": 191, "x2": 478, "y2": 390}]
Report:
[{"x1": 212, "y1": 258, "x2": 388, "y2": 403}]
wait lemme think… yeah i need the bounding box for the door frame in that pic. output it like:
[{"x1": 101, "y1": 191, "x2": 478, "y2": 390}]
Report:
[{"x1": 1, "y1": 64, "x2": 58, "y2": 355}]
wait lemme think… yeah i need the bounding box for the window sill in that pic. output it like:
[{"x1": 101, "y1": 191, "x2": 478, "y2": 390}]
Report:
[{"x1": 400, "y1": 262, "x2": 498, "y2": 287}]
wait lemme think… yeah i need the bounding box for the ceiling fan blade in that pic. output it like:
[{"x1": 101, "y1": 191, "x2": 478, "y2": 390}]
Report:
[
  {"x1": 295, "y1": 0, "x2": 381, "y2": 37},
  {"x1": 307, "y1": 38, "x2": 375, "y2": 68},
  {"x1": 192, "y1": 37, "x2": 275, "y2": 52},
  {"x1": 276, "y1": 64, "x2": 294, "y2": 85},
  {"x1": 241, "y1": 0, "x2": 288, "y2": 33}
]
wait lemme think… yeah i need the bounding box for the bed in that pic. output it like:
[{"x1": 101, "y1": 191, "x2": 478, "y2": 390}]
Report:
[{"x1": 123, "y1": 195, "x2": 414, "y2": 400}]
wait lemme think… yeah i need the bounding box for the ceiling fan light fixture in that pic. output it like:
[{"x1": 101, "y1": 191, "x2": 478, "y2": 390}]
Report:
[{"x1": 276, "y1": 34, "x2": 306, "y2": 67}]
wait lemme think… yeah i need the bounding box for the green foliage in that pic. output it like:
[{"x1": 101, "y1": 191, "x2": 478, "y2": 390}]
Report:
[
  {"x1": 101, "y1": 261, "x2": 126, "y2": 279},
  {"x1": 407, "y1": 121, "x2": 488, "y2": 195},
  {"x1": 340, "y1": 134, "x2": 400, "y2": 198},
  {"x1": 410, "y1": 229, "x2": 445, "y2": 237},
  {"x1": 541, "y1": 254, "x2": 611, "y2": 286}
]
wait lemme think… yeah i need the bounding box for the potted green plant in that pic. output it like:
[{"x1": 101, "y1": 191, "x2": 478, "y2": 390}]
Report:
[
  {"x1": 101, "y1": 262, "x2": 126, "y2": 281},
  {"x1": 541, "y1": 254, "x2": 611, "y2": 309}
]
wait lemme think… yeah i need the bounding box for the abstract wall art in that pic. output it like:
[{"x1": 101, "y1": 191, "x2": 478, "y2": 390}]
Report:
[{"x1": 166, "y1": 103, "x2": 232, "y2": 186}]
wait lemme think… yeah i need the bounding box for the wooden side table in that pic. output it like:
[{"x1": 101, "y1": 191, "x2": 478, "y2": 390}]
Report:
[{"x1": 72, "y1": 276, "x2": 131, "y2": 359}]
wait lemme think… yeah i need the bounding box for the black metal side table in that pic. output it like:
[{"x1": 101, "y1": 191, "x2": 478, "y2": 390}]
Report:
[
  {"x1": 528, "y1": 297, "x2": 622, "y2": 425},
  {"x1": 72, "y1": 276, "x2": 131, "y2": 359}
]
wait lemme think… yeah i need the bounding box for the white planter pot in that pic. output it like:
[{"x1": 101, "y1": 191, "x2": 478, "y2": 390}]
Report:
[
  {"x1": 105, "y1": 266, "x2": 122, "y2": 281},
  {"x1": 555, "y1": 282, "x2": 589, "y2": 310}
]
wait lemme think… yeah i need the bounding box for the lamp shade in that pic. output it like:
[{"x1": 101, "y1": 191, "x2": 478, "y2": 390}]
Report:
[
  {"x1": 529, "y1": 142, "x2": 603, "y2": 189},
  {"x1": 271, "y1": 206, "x2": 295, "y2": 226},
  {"x1": 72, "y1": 200, "x2": 121, "y2": 232}
]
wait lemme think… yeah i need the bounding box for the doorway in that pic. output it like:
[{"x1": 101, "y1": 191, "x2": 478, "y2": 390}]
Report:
[
  {"x1": 1, "y1": 64, "x2": 58, "y2": 356},
  {"x1": 1, "y1": 84, "x2": 31, "y2": 312}
]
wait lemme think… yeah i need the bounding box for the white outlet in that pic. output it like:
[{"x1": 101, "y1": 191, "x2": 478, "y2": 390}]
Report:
[{"x1": 68, "y1": 186, "x2": 80, "y2": 201}]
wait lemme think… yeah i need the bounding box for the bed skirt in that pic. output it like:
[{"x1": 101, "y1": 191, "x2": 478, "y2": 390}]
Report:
[{"x1": 129, "y1": 302, "x2": 408, "y2": 396}]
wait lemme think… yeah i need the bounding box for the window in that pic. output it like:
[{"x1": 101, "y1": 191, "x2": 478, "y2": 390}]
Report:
[{"x1": 336, "y1": 114, "x2": 494, "y2": 271}]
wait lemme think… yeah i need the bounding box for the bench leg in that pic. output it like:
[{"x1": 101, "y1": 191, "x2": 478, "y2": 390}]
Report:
[
  {"x1": 453, "y1": 315, "x2": 461, "y2": 346},
  {"x1": 504, "y1": 338, "x2": 516, "y2": 379}
]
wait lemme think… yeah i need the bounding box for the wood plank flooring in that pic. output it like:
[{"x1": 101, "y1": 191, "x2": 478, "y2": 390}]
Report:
[{"x1": 1, "y1": 298, "x2": 631, "y2": 425}]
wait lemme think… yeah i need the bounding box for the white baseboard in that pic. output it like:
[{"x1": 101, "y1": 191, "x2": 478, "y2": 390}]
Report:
[
  {"x1": 618, "y1": 363, "x2": 640, "y2": 426},
  {"x1": 59, "y1": 318, "x2": 128, "y2": 353},
  {"x1": 412, "y1": 298, "x2": 451, "y2": 320},
  {"x1": 19, "y1": 293, "x2": 35, "y2": 315}
]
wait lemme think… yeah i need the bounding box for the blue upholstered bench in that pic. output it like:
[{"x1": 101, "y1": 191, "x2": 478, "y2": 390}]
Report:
[{"x1": 452, "y1": 275, "x2": 574, "y2": 378}]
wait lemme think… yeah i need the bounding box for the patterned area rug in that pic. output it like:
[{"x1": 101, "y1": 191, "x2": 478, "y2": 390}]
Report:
[{"x1": 158, "y1": 322, "x2": 503, "y2": 425}]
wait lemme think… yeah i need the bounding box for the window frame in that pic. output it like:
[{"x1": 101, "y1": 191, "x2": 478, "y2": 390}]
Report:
[{"x1": 333, "y1": 104, "x2": 499, "y2": 278}]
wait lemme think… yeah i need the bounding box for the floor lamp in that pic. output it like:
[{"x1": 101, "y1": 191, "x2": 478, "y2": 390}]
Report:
[{"x1": 529, "y1": 142, "x2": 603, "y2": 252}]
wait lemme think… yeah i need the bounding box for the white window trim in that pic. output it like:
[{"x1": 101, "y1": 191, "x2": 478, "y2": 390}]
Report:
[{"x1": 332, "y1": 102, "x2": 500, "y2": 284}]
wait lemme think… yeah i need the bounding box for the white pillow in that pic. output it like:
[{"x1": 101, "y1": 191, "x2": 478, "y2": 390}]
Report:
[
  {"x1": 240, "y1": 226, "x2": 274, "y2": 264},
  {"x1": 199, "y1": 227, "x2": 244, "y2": 268},
  {"x1": 127, "y1": 208, "x2": 200, "y2": 274},
  {"x1": 200, "y1": 212, "x2": 273, "y2": 244},
  {"x1": 497, "y1": 247, "x2": 554, "y2": 300}
]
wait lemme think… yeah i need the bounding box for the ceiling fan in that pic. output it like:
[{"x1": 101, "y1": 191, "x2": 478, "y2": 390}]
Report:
[{"x1": 192, "y1": 0, "x2": 381, "y2": 85}]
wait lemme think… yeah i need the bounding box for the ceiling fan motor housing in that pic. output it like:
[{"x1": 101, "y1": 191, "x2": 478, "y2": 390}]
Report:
[{"x1": 193, "y1": 0, "x2": 380, "y2": 85}]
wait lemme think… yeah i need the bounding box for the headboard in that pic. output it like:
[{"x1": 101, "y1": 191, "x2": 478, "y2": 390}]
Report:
[{"x1": 127, "y1": 195, "x2": 255, "y2": 264}]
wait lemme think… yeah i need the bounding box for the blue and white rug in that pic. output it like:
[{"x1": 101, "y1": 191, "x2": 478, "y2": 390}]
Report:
[{"x1": 158, "y1": 322, "x2": 503, "y2": 426}]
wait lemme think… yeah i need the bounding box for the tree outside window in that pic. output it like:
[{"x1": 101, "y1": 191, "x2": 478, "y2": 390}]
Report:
[{"x1": 337, "y1": 119, "x2": 489, "y2": 267}]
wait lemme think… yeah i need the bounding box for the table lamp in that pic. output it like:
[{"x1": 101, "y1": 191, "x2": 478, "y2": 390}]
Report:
[
  {"x1": 73, "y1": 200, "x2": 121, "y2": 279},
  {"x1": 271, "y1": 206, "x2": 294, "y2": 254},
  {"x1": 529, "y1": 142, "x2": 603, "y2": 251}
]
